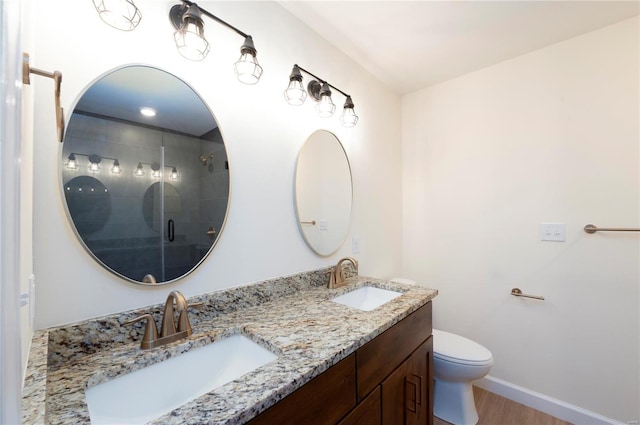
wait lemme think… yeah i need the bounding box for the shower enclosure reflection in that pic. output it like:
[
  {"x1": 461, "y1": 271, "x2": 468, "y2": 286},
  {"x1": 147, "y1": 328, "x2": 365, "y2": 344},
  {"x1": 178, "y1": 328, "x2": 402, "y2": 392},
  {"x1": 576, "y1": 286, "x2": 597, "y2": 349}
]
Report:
[{"x1": 61, "y1": 66, "x2": 230, "y2": 284}]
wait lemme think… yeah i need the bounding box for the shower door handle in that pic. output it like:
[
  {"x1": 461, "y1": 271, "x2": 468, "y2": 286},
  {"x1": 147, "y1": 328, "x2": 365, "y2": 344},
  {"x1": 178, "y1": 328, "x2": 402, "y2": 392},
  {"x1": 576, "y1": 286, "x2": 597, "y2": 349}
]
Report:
[{"x1": 167, "y1": 219, "x2": 175, "y2": 242}]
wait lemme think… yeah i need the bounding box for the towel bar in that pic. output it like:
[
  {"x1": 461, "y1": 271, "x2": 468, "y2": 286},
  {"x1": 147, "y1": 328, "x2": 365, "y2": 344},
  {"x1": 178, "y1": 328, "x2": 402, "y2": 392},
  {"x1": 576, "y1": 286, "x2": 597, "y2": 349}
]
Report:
[
  {"x1": 511, "y1": 288, "x2": 545, "y2": 301},
  {"x1": 584, "y1": 224, "x2": 640, "y2": 234}
]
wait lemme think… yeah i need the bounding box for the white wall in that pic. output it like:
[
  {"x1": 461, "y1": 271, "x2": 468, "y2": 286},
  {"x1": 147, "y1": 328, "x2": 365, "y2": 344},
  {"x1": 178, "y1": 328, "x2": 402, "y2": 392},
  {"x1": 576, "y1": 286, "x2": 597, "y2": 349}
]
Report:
[
  {"x1": 402, "y1": 17, "x2": 639, "y2": 423},
  {"x1": 30, "y1": 1, "x2": 402, "y2": 328}
]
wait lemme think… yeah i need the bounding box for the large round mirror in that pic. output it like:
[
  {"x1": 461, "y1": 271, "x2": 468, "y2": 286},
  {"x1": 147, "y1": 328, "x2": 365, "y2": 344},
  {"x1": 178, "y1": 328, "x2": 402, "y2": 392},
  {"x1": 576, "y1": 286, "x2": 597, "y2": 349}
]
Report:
[
  {"x1": 294, "y1": 130, "x2": 352, "y2": 256},
  {"x1": 61, "y1": 65, "x2": 230, "y2": 285}
]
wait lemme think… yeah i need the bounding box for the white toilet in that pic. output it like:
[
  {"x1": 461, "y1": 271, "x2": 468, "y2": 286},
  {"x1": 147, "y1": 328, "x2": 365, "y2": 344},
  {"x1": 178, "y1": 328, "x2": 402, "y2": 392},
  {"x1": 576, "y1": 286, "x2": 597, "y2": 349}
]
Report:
[{"x1": 433, "y1": 329, "x2": 493, "y2": 425}]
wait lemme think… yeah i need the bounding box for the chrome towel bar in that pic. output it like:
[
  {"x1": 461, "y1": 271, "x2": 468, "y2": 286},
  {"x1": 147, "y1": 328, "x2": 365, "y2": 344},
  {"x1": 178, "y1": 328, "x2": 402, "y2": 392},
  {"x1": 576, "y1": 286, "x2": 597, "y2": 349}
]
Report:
[
  {"x1": 511, "y1": 288, "x2": 545, "y2": 301},
  {"x1": 584, "y1": 224, "x2": 640, "y2": 234}
]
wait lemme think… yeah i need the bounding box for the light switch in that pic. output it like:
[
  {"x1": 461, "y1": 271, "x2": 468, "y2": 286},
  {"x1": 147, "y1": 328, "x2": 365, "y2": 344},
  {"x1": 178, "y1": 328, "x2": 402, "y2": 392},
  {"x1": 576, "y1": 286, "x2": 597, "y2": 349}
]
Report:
[
  {"x1": 352, "y1": 237, "x2": 360, "y2": 254},
  {"x1": 540, "y1": 223, "x2": 566, "y2": 242}
]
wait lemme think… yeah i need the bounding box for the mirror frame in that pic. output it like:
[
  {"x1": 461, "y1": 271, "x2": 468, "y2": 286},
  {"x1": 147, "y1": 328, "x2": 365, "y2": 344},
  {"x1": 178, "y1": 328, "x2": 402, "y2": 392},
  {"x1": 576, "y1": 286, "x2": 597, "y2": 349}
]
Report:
[
  {"x1": 60, "y1": 64, "x2": 232, "y2": 286},
  {"x1": 294, "y1": 130, "x2": 353, "y2": 256}
]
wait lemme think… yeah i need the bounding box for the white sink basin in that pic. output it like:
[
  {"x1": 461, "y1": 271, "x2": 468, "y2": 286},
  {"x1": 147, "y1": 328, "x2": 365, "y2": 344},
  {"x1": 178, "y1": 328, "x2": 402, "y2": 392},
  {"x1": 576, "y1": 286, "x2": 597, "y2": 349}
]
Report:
[
  {"x1": 330, "y1": 286, "x2": 402, "y2": 311},
  {"x1": 85, "y1": 334, "x2": 277, "y2": 424}
]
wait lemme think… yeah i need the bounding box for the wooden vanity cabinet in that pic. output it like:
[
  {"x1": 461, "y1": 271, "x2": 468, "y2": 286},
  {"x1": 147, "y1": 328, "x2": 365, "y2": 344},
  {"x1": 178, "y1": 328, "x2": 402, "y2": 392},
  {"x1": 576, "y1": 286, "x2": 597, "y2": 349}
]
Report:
[
  {"x1": 247, "y1": 302, "x2": 432, "y2": 425},
  {"x1": 246, "y1": 354, "x2": 356, "y2": 425},
  {"x1": 380, "y1": 337, "x2": 433, "y2": 425}
]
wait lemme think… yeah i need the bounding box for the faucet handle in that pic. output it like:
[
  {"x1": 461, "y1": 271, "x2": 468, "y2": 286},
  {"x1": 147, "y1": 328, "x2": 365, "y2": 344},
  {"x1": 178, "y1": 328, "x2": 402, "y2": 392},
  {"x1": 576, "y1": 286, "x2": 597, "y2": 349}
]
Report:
[
  {"x1": 123, "y1": 314, "x2": 159, "y2": 349},
  {"x1": 176, "y1": 301, "x2": 204, "y2": 334}
]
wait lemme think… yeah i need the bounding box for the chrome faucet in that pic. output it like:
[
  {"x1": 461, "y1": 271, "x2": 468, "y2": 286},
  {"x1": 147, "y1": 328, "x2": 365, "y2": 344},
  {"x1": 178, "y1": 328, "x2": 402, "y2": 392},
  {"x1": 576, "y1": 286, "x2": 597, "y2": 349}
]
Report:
[
  {"x1": 328, "y1": 257, "x2": 359, "y2": 289},
  {"x1": 124, "y1": 290, "x2": 202, "y2": 349}
]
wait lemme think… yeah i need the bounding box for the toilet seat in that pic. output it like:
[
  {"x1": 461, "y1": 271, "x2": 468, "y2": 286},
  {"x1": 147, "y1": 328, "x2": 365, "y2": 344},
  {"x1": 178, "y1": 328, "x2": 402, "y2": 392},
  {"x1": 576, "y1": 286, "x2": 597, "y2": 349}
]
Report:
[{"x1": 433, "y1": 329, "x2": 493, "y2": 366}]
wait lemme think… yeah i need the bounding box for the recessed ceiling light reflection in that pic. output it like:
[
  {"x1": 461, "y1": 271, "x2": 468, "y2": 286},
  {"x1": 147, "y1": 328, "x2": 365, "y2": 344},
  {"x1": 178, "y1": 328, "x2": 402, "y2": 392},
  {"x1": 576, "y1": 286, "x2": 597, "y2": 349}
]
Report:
[{"x1": 140, "y1": 107, "x2": 156, "y2": 117}]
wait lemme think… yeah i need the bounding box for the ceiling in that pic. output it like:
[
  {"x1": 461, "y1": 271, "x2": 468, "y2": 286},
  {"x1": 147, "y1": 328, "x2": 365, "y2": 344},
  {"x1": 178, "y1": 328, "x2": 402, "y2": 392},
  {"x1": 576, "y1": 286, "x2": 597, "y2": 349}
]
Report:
[
  {"x1": 280, "y1": 1, "x2": 639, "y2": 94},
  {"x1": 76, "y1": 66, "x2": 218, "y2": 137}
]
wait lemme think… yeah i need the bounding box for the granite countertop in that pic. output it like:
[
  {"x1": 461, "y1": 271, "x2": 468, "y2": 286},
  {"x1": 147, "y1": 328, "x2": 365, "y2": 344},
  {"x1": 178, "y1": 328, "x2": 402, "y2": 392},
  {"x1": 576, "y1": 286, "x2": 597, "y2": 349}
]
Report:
[{"x1": 22, "y1": 268, "x2": 437, "y2": 425}]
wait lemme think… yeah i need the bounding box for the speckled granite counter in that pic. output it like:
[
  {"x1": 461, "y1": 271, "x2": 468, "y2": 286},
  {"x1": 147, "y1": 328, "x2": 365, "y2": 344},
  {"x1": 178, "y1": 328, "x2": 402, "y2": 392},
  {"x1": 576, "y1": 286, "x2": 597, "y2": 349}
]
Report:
[{"x1": 22, "y1": 267, "x2": 437, "y2": 425}]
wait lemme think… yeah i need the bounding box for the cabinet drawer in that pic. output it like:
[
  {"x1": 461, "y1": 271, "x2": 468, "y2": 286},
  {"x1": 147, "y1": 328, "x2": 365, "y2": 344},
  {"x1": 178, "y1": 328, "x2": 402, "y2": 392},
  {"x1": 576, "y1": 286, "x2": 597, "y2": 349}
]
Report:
[
  {"x1": 338, "y1": 386, "x2": 381, "y2": 425},
  {"x1": 248, "y1": 354, "x2": 356, "y2": 425},
  {"x1": 356, "y1": 302, "x2": 432, "y2": 400}
]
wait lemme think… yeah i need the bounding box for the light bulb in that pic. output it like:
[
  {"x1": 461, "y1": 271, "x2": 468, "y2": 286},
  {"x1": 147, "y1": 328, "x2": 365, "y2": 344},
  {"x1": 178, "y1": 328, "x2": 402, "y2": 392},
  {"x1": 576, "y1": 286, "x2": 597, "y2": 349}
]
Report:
[
  {"x1": 284, "y1": 80, "x2": 306, "y2": 105},
  {"x1": 111, "y1": 159, "x2": 121, "y2": 174},
  {"x1": 315, "y1": 82, "x2": 336, "y2": 117},
  {"x1": 88, "y1": 155, "x2": 102, "y2": 172},
  {"x1": 316, "y1": 95, "x2": 336, "y2": 117},
  {"x1": 135, "y1": 162, "x2": 144, "y2": 176},
  {"x1": 66, "y1": 153, "x2": 78, "y2": 170},
  {"x1": 340, "y1": 96, "x2": 359, "y2": 127},
  {"x1": 170, "y1": 167, "x2": 179, "y2": 180}
]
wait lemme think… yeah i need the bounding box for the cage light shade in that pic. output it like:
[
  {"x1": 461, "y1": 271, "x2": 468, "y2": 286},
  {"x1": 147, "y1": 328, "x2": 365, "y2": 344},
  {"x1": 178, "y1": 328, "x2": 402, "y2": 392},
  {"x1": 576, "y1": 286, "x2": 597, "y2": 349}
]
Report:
[
  {"x1": 316, "y1": 83, "x2": 336, "y2": 117},
  {"x1": 111, "y1": 159, "x2": 122, "y2": 174},
  {"x1": 135, "y1": 162, "x2": 144, "y2": 176},
  {"x1": 93, "y1": 0, "x2": 142, "y2": 31},
  {"x1": 234, "y1": 37, "x2": 263, "y2": 84},
  {"x1": 340, "y1": 96, "x2": 358, "y2": 127},
  {"x1": 174, "y1": 5, "x2": 210, "y2": 61},
  {"x1": 284, "y1": 79, "x2": 307, "y2": 105},
  {"x1": 66, "y1": 153, "x2": 78, "y2": 170}
]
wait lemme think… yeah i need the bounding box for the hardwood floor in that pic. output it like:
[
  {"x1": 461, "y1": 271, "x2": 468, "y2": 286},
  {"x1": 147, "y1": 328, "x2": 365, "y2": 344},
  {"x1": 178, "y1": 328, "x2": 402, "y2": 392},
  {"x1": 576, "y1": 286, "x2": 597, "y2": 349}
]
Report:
[{"x1": 433, "y1": 386, "x2": 573, "y2": 425}]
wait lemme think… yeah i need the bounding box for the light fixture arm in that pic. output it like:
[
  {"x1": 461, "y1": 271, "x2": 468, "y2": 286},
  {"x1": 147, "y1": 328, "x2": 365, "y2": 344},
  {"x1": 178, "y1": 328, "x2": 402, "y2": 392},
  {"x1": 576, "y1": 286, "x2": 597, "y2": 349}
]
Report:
[
  {"x1": 172, "y1": 0, "x2": 250, "y2": 39},
  {"x1": 295, "y1": 64, "x2": 351, "y2": 99}
]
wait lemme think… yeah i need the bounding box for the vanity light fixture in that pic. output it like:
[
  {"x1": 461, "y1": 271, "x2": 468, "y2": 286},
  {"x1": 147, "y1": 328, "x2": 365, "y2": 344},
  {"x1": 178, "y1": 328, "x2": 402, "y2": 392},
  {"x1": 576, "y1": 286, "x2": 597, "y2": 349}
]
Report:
[
  {"x1": 134, "y1": 162, "x2": 180, "y2": 180},
  {"x1": 284, "y1": 64, "x2": 359, "y2": 127},
  {"x1": 66, "y1": 153, "x2": 78, "y2": 170},
  {"x1": 88, "y1": 155, "x2": 102, "y2": 172},
  {"x1": 66, "y1": 153, "x2": 122, "y2": 174},
  {"x1": 314, "y1": 82, "x2": 336, "y2": 117},
  {"x1": 169, "y1": 0, "x2": 263, "y2": 84},
  {"x1": 151, "y1": 163, "x2": 162, "y2": 179},
  {"x1": 111, "y1": 159, "x2": 122, "y2": 174},
  {"x1": 340, "y1": 96, "x2": 358, "y2": 127},
  {"x1": 283, "y1": 65, "x2": 307, "y2": 106},
  {"x1": 135, "y1": 162, "x2": 145, "y2": 176},
  {"x1": 92, "y1": 0, "x2": 142, "y2": 31}
]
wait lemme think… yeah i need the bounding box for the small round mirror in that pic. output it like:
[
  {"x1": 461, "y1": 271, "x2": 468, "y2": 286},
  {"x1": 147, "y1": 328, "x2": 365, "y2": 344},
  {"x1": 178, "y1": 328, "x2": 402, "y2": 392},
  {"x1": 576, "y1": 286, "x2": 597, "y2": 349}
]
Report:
[
  {"x1": 61, "y1": 65, "x2": 230, "y2": 284},
  {"x1": 294, "y1": 130, "x2": 353, "y2": 256}
]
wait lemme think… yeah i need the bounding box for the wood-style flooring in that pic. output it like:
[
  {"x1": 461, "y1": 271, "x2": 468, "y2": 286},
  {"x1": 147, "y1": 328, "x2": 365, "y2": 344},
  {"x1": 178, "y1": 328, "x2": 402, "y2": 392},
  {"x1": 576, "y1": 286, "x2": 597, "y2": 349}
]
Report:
[{"x1": 433, "y1": 386, "x2": 573, "y2": 425}]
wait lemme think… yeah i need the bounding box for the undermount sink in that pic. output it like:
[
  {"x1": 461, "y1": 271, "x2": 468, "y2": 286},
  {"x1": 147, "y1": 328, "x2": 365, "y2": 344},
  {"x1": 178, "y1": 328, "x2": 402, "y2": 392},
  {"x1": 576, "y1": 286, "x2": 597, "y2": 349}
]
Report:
[
  {"x1": 330, "y1": 286, "x2": 402, "y2": 311},
  {"x1": 85, "y1": 334, "x2": 277, "y2": 425}
]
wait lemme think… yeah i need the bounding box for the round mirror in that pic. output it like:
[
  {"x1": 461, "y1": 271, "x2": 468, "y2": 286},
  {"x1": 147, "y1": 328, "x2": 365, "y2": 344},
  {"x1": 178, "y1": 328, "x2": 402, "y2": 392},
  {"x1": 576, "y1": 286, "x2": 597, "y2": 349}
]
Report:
[
  {"x1": 61, "y1": 65, "x2": 230, "y2": 285},
  {"x1": 294, "y1": 130, "x2": 352, "y2": 256}
]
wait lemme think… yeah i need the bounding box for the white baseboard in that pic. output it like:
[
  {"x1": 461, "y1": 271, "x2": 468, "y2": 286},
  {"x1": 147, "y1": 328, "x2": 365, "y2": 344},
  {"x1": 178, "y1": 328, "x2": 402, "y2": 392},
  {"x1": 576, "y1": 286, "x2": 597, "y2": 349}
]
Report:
[{"x1": 474, "y1": 375, "x2": 627, "y2": 425}]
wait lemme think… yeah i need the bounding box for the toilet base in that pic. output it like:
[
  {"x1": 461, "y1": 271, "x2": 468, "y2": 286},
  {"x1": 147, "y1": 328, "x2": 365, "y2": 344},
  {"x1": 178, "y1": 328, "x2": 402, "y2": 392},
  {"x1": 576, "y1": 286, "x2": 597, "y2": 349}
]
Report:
[{"x1": 433, "y1": 378, "x2": 479, "y2": 425}]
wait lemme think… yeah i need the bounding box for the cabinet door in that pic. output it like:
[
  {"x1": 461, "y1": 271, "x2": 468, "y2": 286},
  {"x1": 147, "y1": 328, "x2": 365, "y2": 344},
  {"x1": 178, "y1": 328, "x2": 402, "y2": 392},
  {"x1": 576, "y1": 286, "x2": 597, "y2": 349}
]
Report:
[
  {"x1": 381, "y1": 337, "x2": 433, "y2": 425},
  {"x1": 338, "y1": 386, "x2": 381, "y2": 425}
]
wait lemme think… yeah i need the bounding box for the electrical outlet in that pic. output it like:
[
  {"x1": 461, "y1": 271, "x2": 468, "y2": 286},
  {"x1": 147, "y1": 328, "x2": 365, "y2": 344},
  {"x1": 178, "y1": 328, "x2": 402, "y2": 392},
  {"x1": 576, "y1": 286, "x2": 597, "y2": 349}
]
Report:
[{"x1": 540, "y1": 223, "x2": 566, "y2": 242}]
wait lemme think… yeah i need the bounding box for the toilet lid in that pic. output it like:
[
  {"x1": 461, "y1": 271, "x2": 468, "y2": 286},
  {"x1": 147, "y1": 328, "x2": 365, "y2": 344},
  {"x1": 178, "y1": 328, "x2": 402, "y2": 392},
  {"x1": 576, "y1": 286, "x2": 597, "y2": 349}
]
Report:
[{"x1": 432, "y1": 329, "x2": 493, "y2": 365}]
